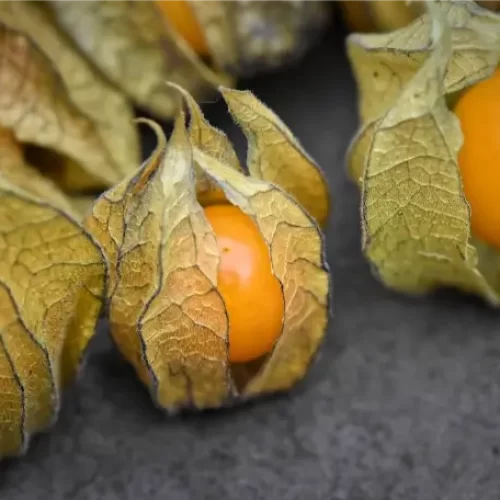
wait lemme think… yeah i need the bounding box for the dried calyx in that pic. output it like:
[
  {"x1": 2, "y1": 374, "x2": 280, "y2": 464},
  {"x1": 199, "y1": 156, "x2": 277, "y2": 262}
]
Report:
[
  {"x1": 84, "y1": 86, "x2": 331, "y2": 412},
  {"x1": 0, "y1": 131, "x2": 105, "y2": 458},
  {"x1": 346, "y1": 0, "x2": 500, "y2": 304},
  {"x1": 48, "y1": 0, "x2": 331, "y2": 117},
  {"x1": 0, "y1": 0, "x2": 330, "y2": 219}
]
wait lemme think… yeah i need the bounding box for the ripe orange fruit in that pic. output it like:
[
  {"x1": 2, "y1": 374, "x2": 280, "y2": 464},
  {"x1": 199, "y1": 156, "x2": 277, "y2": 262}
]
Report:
[
  {"x1": 204, "y1": 204, "x2": 284, "y2": 364},
  {"x1": 155, "y1": 1, "x2": 209, "y2": 56},
  {"x1": 454, "y1": 68, "x2": 500, "y2": 249}
]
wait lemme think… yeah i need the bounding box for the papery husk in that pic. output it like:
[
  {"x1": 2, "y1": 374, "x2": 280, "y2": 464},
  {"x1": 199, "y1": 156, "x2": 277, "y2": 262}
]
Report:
[
  {"x1": 0, "y1": 130, "x2": 106, "y2": 460},
  {"x1": 48, "y1": 0, "x2": 330, "y2": 119},
  {"x1": 0, "y1": 1, "x2": 140, "y2": 193},
  {"x1": 346, "y1": 0, "x2": 500, "y2": 305},
  {"x1": 84, "y1": 86, "x2": 331, "y2": 412},
  {"x1": 0, "y1": 0, "x2": 329, "y2": 193}
]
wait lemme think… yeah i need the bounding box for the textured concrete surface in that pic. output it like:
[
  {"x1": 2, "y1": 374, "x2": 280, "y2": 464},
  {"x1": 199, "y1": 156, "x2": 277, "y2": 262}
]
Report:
[{"x1": 2, "y1": 25, "x2": 500, "y2": 500}]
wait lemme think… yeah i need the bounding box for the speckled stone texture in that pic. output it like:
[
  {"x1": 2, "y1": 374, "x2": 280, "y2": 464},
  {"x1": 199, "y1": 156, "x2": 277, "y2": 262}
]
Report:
[{"x1": 2, "y1": 24, "x2": 500, "y2": 500}]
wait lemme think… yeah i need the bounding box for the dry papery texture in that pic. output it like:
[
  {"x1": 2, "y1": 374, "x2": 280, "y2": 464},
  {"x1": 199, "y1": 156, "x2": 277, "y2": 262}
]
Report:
[
  {"x1": 84, "y1": 87, "x2": 331, "y2": 413},
  {"x1": 346, "y1": 0, "x2": 500, "y2": 304},
  {"x1": 0, "y1": 0, "x2": 330, "y2": 205},
  {"x1": 0, "y1": 2, "x2": 140, "y2": 196},
  {"x1": 0, "y1": 128, "x2": 106, "y2": 460},
  {"x1": 48, "y1": 0, "x2": 331, "y2": 118}
]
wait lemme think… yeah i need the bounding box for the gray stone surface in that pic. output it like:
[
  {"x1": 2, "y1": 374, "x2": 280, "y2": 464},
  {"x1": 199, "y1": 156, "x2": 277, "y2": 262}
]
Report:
[{"x1": 2, "y1": 26, "x2": 500, "y2": 500}]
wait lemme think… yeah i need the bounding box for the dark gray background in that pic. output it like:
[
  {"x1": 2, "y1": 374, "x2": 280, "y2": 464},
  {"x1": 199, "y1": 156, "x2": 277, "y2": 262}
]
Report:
[{"x1": 2, "y1": 22, "x2": 500, "y2": 500}]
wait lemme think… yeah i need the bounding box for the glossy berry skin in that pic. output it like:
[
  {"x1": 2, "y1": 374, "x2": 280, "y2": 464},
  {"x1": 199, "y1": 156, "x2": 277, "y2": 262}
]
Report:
[
  {"x1": 454, "y1": 68, "x2": 500, "y2": 249},
  {"x1": 155, "y1": 1, "x2": 209, "y2": 56},
  {"x1": 204, "y1": 204, "x2": 284, "y2": 364}
]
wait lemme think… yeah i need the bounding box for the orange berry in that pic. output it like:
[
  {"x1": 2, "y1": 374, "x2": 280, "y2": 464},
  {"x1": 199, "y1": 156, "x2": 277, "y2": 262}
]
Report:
[
  {"x1": 203, "y1": 204, "x2": 284, "y2": 364},
  {"x1": 454, "y1": 68, "x2": 500, "y2": 249},
  {"x1": 155, "y1": 1, "x2": 209, "y2": 56}
]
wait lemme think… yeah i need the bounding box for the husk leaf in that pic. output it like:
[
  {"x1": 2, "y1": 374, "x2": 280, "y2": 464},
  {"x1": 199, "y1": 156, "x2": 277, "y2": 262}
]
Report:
[
  {"x1": 346, "y1": 0, "x2": 500, "y2": 184},
  {"x1": 48, "y1": 0, "x2": 233, "y2": 120},
  {"x1": 220, "y1": 88, "x2": 330, "y2": 227},
  {"x1": 168, "y1": 82, "x2": 241, "y2": 207},
  {"x1": 358, "y1": 1, "x2": 500, "y2": 304},
  {"x1": 0, "y1": 153, "x2": 105, "y2": 459},
  {"x1": 84, "y1": 86, "x2": 330, "y2": 411},
  {"x1": 85, "y1": 115, "x2": 231, "y2": 411},
  {"x1": 0, "y1": 1, "x2": 139, "y2": 192}
]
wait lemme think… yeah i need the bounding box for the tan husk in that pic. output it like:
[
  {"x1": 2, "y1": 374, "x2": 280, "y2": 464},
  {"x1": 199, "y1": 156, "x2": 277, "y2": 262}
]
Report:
[
  {"x1": 0, "y1": 2, "x2": 140, "y2": 193},
  {"x1": 346, "y1": 0, "x2": 500, "y2": 304},
  {"x1": 84, "y1": 86, "x2": 330, "y2": 412},
  {"x1": 47, "y1": 0, "x2": 330, "y2": 120},
  {"x1": 220, "y1": 87, "x2": 330, "y2": 228},
  {"x1": 0, "y1": 129, "x2": 76, "y2": 215},
  {"x1": 0, "y1": 0, "x2": 328, "y2": 200},
  {"x1": 47, "y1": 0, "x2": 232, "y2": 121},
  {"x1": 0, "y1": 133, "x2": 106, "y2": 459},
  {"x1": 0, "y1": 0, "x2": 328, "y2": 197}
]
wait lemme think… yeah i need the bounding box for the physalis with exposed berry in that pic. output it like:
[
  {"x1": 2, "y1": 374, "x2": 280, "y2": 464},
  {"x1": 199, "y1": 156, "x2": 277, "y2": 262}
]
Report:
[{"x1": 84, "y1": 85, "x2": 331, "y2": 412}]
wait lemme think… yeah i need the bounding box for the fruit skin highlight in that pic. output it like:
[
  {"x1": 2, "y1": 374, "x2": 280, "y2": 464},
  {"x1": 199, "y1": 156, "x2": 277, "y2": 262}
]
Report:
[
  {"x1": 454, "y1": 68, "x2": 500, "y2": 249},
  {"x1": 204, "y1": 204, "x2": 284, "y2": 364},
  {"x1": 155, "y1": 0, "x2": 209, "y2": 56}
]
